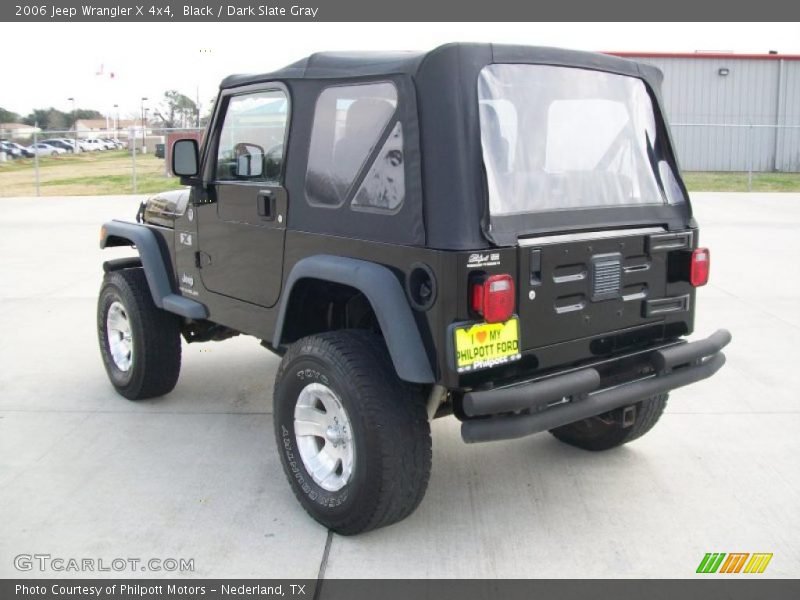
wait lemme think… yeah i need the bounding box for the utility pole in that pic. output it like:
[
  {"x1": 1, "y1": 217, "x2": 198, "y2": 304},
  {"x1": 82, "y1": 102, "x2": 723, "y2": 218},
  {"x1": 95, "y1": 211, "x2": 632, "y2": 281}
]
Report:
[{"x1": 68, "y1": 97, "x2": 77, "y2": 153}]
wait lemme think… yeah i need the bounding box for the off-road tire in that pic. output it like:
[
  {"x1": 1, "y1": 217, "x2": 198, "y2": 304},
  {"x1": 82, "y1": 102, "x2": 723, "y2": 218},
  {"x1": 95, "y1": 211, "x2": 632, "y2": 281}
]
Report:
[
  {"x1": 273, "y1": 330, "x2": 432, "y2": 535},
  {"x1": 549, "y1": 393, "x2": 668, "y2": 451},
  {"x1": 97, "y1": 267, "x2": 182, "y2": 400}
]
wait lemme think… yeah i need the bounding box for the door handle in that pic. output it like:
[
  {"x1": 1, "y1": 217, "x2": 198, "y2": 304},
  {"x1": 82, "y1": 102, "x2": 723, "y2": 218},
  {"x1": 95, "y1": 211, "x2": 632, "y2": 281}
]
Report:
[{"x1": 257, "y1": 190, "x2": 276, "y2": 220}]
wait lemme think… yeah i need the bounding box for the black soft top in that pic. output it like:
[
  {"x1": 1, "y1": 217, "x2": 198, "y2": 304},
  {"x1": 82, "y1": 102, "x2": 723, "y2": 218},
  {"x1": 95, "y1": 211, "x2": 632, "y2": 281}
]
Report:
[
  {"x1": 220, "y1": 44, "x2": 686, "y2": 250},
  {"x1": 220, "y1": 44, "x2": 663, "y2": 88},
  {"x1": 221, "y1": 50, "x2": 426, "y2": 87}
]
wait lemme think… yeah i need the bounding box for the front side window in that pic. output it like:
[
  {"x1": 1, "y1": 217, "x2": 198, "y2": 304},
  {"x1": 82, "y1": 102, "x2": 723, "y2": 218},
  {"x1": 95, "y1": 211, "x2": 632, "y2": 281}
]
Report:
[
  {"x1": 306, "y1": 82, "x2": 399, "y2": 208},
  {"x1": 478, "y1": 64, "x2": 678, "y2": 216},
  {"x1": 215, "y1": 89, "x2": 288, "y2": 182}
]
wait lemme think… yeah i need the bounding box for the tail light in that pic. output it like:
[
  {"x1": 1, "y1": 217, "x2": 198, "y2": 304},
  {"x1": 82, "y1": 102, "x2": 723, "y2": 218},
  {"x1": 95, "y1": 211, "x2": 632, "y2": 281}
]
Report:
[
  {"x1": 471, "y1": 274, "x2": 515, "y2": 323},
  {"x1": 690, "y1": 247, "x2": 710, "y2": 287}
]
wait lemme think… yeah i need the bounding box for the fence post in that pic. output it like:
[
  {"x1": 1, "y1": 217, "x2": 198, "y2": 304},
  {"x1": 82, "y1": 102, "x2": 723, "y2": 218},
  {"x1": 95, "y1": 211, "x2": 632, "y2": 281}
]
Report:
[
  {"x1": 747, "y1": 124, "x2": 754, "y2": 193},
  {"x1": 33, "y1": 122, "x2": 40, "y2": 197},
  {"x1": 131, "y1": 126, "x2": 138, "y2": 194},
  {"x1": 162, "y1": 129, "x2": 169, "y2": 178}
]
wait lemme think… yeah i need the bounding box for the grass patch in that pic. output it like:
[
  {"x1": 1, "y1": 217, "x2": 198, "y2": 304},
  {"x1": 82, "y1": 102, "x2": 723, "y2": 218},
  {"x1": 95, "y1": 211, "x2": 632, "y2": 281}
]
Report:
[
  {"x1": 683, "y1": 171, "x2": 800, "y2": 192},
  {"x1": 0, "y1": 149, "x2": 130, "y2": 172},
  {"x1": 0, "y1": 150, "x2": 182, "y2": 197},
  {"x1": 40, "y1": 173, "x2": 183, "y2": 195}
]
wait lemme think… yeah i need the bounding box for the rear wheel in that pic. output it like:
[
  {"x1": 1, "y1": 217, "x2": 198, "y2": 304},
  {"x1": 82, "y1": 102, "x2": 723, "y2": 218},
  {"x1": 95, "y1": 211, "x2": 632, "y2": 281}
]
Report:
[
  {"x1": 273, "y1": 330, "x2": 431, "y2": 535},
  {"x1": 97, "y1": 268, "x2": 182, "y2": 400},
  {"x1": 549, "y1": 393, "x2": 668, "y2": 451}
]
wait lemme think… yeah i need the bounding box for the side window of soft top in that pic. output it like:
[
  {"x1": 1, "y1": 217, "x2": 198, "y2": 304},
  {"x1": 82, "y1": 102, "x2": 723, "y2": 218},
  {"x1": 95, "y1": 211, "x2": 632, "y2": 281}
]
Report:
[{"x1": 305, "y1": 82, "x2": 405, "y2": 212}]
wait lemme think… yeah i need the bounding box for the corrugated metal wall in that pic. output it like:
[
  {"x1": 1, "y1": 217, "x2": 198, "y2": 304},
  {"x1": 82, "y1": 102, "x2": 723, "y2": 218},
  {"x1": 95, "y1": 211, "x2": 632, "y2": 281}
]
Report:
[{"x1": 629, "y1": 56, "x2": 800, "y2": 172}]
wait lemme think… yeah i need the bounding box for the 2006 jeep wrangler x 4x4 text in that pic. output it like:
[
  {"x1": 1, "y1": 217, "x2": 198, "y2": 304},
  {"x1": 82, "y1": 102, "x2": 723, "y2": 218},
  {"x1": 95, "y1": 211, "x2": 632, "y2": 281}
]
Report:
[{"x1": 98, "y1": 43, "x2": 731, "y2": 534}]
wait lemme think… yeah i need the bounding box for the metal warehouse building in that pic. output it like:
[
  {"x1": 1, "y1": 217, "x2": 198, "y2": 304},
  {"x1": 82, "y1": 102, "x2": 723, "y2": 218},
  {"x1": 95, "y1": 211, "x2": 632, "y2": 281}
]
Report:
[{"x1": 612, "y1": 52, "x2": 800, "y2": 172}]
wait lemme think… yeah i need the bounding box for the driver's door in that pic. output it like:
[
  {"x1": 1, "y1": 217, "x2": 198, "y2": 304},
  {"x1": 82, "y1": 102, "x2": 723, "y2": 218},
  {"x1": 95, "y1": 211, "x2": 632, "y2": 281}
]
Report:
[{"x1": 198, "y1": 86, "x2": 289, "y2": 307}]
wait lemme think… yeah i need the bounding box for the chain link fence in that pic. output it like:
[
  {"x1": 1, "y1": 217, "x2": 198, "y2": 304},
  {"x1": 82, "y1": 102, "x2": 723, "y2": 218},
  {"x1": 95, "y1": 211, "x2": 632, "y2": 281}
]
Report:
[
  {"x1": 670, "y1": 123, "x2": 800, "y2": 190},
  {"x1": 0, "y1": 126, "x2": 204, "y2": 197},
  {"x1": 0, "y1": 123, "x2": 798, "y2": 198}
]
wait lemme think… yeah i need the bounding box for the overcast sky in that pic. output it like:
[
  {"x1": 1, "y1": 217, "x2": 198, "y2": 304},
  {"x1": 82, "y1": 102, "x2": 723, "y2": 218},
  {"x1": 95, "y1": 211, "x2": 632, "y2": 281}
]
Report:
[{"x1": 1, "y1": 22, "x2": 798, "y2": 118}]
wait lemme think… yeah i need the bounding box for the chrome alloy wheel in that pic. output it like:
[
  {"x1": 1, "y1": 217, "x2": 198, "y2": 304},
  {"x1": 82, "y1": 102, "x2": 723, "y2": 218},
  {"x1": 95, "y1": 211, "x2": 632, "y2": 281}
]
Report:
[
  {"x1": 106, "y1": 301, "x2": 133, "y2": 372},
  {"x1": 294, "y1": 382, "x2": 355, "y2": 492}
]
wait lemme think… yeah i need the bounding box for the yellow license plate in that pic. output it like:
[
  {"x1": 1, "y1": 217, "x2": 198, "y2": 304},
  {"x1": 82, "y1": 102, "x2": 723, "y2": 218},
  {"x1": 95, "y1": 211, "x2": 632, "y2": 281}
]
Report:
[{"x1": 454, "y1": 317, "x2": 521, "y2": 373}]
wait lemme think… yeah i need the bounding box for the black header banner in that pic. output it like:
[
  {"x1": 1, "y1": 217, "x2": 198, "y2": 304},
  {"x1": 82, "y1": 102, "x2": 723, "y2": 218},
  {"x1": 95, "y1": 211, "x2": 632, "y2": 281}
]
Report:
[{"x1": 2, "y1": 0, "x2": 799, "y2": 22}]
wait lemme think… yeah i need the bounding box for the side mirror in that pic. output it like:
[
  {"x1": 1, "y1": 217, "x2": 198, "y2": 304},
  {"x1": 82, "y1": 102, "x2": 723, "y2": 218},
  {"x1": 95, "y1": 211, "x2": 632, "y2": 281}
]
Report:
[
  {"x1": 172, "y1": 139, "x2": 199, "y2": 179},
  {"x1": 233, "y1": 143, "x2": 264, "y2": 178}
]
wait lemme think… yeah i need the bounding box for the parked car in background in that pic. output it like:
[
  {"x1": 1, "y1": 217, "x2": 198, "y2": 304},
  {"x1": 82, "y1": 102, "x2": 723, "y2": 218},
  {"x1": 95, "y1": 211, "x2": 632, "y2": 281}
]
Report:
[
  {"x1": 59, "y1": 138, "x2": 82, "y2": 152},
  {"x1": 109, "y1": 138, "x2": 125, "y2": 149},
  {"x1": 100, "y1": 139, "x2": 119, "y2": 150},
  {"x1": 28, "y1": 143, "x2": 67, "y2": 156},
  {"x1": 51, "y1": 139, "x2": 80, "y2": 153},
  {"x1": 41, "y1": 139, "x2": 76, "y2": 153},
  {"x1": 0, "y1": 140, "x2": 24, "y2": 159},
  {"x1": 82, "y1": 138, "x2": 107, "y2": 151},
  {"x1": 5, "y1": 141, "x2": 34, "y2": 158}
]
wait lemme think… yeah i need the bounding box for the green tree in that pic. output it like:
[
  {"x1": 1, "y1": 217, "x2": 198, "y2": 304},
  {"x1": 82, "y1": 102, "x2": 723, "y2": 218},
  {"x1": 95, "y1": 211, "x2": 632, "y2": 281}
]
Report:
[
  {"x1": 23, "y1": 108, "x2": 67, "y2": 130},
  {"x1": 152, "y1": 90, "x2": 199, "y2": 129},
  {"x1": 74, "y1": 109, "x2": 103, "y2": 120},
  {"x1": 22, "y1": 107, "x2": 102, "y2": 130},
  {"x1": 0, "y1": 107, "x2": 20, "y2": 123},
  {"x1": 199, "y1": 95, "x2": 217, "y2": 127}
]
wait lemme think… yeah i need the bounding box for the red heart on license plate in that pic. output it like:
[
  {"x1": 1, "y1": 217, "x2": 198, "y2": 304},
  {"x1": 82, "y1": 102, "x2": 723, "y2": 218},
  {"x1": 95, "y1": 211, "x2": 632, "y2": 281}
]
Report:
[{"x1": 476, "y1": 330, "x2": 487, "y2": 343}]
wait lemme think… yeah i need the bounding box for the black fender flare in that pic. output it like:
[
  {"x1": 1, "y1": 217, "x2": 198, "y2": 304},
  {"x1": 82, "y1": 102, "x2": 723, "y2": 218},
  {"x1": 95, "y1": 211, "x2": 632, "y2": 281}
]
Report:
[
  {"x1": 100, "y1": 220, "x2": 208, "y2": 320},
  {"x1": 273, "y1": 255, "x2": 435, "y2": 384}
]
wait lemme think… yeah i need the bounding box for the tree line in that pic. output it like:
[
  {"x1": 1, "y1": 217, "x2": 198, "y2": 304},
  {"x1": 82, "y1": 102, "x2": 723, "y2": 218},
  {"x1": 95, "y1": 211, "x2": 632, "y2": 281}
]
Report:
[
  {"x1": 0, "y1": 106, "x2": 103, "y2": 129},
  {"x1": 0, "y1": 90, "x2": 215, "y2": 131}
]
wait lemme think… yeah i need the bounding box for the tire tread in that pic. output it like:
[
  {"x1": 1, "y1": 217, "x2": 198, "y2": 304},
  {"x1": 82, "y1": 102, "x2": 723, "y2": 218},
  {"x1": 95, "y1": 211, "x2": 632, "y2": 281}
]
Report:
[
  {"x1": 98, "y1": 268, "x2": 181, "y2": 399},
  {"x1": 274, "y1": 330, "x2": 431, "y2": 535}
]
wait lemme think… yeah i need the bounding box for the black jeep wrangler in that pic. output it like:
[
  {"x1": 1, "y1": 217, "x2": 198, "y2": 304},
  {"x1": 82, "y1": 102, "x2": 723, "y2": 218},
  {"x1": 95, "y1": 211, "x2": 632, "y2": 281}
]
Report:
[{"x1": 98, "y1": 43, "x2": 730, "y2": 534}]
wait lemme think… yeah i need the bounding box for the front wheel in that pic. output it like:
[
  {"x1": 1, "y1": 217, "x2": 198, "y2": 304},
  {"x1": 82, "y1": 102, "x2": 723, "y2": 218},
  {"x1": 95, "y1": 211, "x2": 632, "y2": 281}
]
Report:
[
  {"x1": 97, "y1": 268, "x2": 182, "y2": 400},
  {"x1": 549, "y1": 393, "x2": 668, "y2": 451},
  {"x1": 273, "y1": 330, "x2": 431, "y2": 535}
]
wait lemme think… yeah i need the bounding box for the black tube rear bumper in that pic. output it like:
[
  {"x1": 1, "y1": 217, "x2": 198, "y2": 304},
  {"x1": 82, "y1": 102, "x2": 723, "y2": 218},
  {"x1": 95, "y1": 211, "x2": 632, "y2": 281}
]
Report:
[{"x1": 461, "y1": 329, "x2": 731, "y2": 444}]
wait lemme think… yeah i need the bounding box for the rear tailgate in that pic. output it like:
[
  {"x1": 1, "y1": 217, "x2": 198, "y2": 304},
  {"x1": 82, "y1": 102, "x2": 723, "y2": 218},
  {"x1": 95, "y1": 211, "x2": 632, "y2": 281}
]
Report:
[{"x1": 517, "y1": 227, "x2": 694, "y2": 351}]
